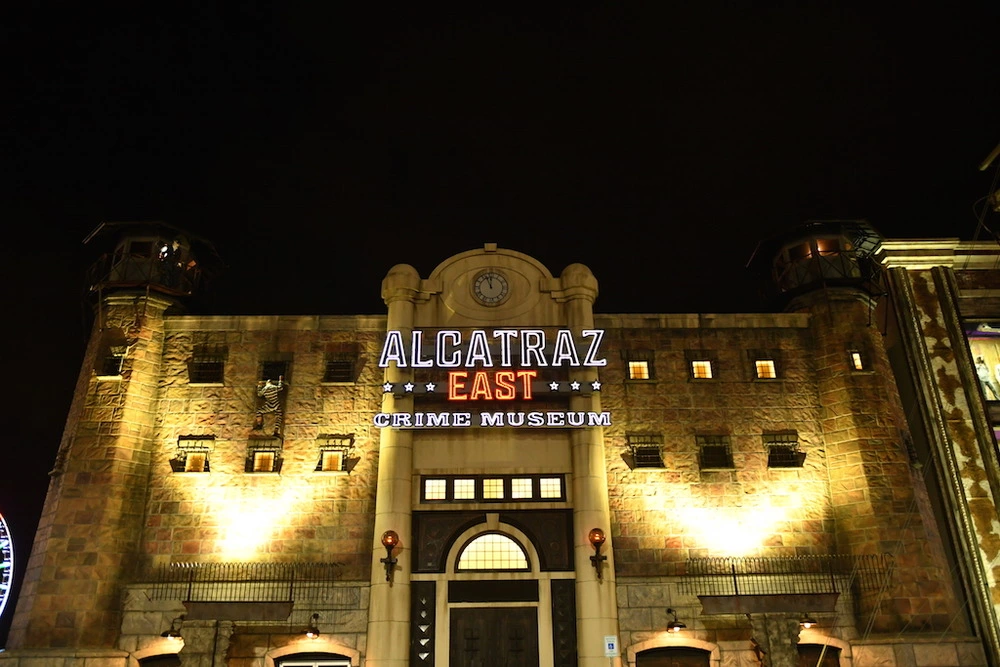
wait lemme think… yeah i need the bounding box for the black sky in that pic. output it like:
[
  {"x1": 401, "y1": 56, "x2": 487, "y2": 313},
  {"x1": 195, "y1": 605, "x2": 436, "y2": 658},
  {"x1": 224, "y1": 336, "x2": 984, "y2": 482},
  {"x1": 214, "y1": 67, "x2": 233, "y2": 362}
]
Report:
[{"x1": 3, "y1": 3, "x2": 998, "y2": 642}]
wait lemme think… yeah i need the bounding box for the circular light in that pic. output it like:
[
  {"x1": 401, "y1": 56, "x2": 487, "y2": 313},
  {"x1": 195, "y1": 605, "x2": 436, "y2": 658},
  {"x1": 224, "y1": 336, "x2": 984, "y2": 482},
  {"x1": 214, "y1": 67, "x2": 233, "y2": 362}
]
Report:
[
  {"x1": 588, "y1": 528, "x2": 606, "y2": 548},
  {"x1": 381, "y1": 530, "x2": 400, "y2": 549}
]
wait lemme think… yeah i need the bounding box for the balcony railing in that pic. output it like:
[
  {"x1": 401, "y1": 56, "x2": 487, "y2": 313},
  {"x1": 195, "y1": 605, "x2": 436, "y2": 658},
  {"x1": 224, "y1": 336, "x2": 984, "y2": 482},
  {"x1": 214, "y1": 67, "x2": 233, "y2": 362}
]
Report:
[{"x1": 151, "y1": 562, "x2": 342, "y2": 604}]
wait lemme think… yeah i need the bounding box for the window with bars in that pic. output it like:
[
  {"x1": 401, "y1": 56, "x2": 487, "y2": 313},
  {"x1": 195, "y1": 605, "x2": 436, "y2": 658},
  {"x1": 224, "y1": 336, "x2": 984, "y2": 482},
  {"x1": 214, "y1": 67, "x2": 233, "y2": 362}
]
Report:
[
  {"x1": 315, "y1": 434, "x2": 354, "y2": 472},
  {"x1": 624, "y1": 350, "x2": 654, "y2": 380},
  {"x1": 456, "y1": 533, "x2": 530, "y2": 571},
  {"x1": 246, "y1": 440, "x2": 283, "y2": 473},
  {"x1": 765, "y1": 432, "x2": 805, "y2": 468},
  {"x1": 188, "y1": 345, "x2": 227, "y2": 384},
  {"x1": 420, "y1": 475, "x2": 566, "y2": 502},
  {"x1": 260, "y1": 359, "x2": 290, "y2": 383},
  {"x1": 169, "y1": 436, "x2": 214, "y2": 473},
  {"x1": 627, "y1": 433, "x2": 665, "y2": 468},
  {"x1": 697, "y1": 434, "x2": 734, "y2": 469},
  {"x1": 322, "y1": 343, "x2": 362, "y2": 383}
]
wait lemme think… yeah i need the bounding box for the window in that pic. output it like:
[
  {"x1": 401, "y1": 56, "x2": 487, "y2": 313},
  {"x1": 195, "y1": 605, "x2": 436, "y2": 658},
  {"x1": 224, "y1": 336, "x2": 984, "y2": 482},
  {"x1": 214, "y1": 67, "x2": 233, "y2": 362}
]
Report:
[
  {"x1": 246, "y1": 440, "x2": 283, "y2": 473},
  {"x1": 765, "y1": 432, "x2": 805, "y2": 468},
  {"x1": 188, "y1": 345, "x2": 226, "y2": 384},
  {"x1": 456, "y1": 533, "x2": 529, "y2": 571},
  {"x1": 169, "y1": 436, "x2": 214, "y2": 473},
  {"x1": 848, "y1": 348, "x2": 866, "y2": 371},
  {"x1": 260, "y1": 359, "x2": 290, "y2": 383},
  {"x1": 99, "y1": 346, "x2": 127, "y2": 377},
  {"x1": 697, "y1": 435, "x2": 734, "y2": 469},
  {"x1": 625, "y1": 350, "x2": 654, "y2": 380},
  {"x1": 419, "y1": 475, "x2": 566, "y2": 502},
  {"x1": 627, "y1": 433, "x2": 665, "y2": 468},
  {"x1": 315, "y1": 434, "x2": 354, "y2": 472},
  {"x1": 322, "y1": 344, "x2": 362, "y2": 383},
  {"x1": 690, "y1": 360, "x2": 713, "y2": 379},
  {"x1": 94, "y1": 329, "x2": 130, "y2": 379},
  {"x1": 754, "y1": 359, "x2": 776, "y2": 378}
]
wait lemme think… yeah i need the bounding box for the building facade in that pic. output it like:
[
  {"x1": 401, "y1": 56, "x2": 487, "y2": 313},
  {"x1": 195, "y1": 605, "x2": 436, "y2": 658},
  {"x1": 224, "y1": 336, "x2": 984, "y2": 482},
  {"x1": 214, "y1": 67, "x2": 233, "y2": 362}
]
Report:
[{"x1": 2, "y1": 221, "x2": 1000, "y2": 666}]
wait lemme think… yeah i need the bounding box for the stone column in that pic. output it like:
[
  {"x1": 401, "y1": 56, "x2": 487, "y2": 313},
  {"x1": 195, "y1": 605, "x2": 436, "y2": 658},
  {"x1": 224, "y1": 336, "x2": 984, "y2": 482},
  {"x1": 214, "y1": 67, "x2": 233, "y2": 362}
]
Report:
[
  {"x1": 749, "y1": 615, "x2": 802, "y2": 667},
  {"x1": 559, "y1": 264, "x2": 621, "y2": 666},
  {"x1": 8, "y1": 293, "x2": 172, "y2": 650},
  {"x1": 365, "y1": 264, "x2": 421, "y2": 667}
]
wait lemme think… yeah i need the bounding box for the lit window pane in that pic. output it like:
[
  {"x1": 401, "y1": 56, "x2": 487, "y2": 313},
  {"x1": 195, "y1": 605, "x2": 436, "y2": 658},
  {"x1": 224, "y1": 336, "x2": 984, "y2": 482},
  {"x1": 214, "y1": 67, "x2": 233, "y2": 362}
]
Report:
[
  {"x1": 320, "y1": 450, "x2": 343, "y2": 471},
  {"x1": 511, "y1": 478, "x2": 533, "y2": 499},
  {"x1": 539, "y1": 477, "x2": 562, "y2": 498},
  {"x1": 425, "y1": 479, "x2": 447, "y2": 500},
  {"x1": 755, "y1": 359, "x2": 776, "y2": 379},
  {"x1": 850, "y1": 351, "x2": 864, "y2": 370},
  {"x1": 457, "y1": 533, "x2": 528, "y2": 571},
  {"x1": 691, "y1": 360, "x2": 713, "y2": 379},
  {"x1": 454, "y1": 479, "x2": 476, "y2": 500},
  {"x1": 253, "y1": 451, "x2": 274, "y2": 472},
  {"x1": 483, "y1": 478, "x2": 504, "y2": 499},
  {"x1": 628, "y1": 361, "x2": 649, "y2": 379},
  {"x1": 185, "y1": 452, "x2": 206, "y2": 472}
]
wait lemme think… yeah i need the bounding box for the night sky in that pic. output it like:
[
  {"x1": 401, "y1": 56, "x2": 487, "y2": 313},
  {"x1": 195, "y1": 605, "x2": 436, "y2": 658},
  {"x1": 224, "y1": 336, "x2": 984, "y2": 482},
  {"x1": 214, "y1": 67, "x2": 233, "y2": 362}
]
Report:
[{"x1": 4, "y1": 3, "x2": 999, "y2": 642}]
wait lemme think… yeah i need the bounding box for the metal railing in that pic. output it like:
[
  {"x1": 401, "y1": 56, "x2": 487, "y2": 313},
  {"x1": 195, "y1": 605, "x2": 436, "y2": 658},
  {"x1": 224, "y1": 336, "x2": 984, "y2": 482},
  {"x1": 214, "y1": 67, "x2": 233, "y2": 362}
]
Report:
[
  {"x1": 151, "y1": 562, "x2": 342, "y2": 603},
  {"x1": 680, "y1": 554, "x2": 893, "y2": 597}
]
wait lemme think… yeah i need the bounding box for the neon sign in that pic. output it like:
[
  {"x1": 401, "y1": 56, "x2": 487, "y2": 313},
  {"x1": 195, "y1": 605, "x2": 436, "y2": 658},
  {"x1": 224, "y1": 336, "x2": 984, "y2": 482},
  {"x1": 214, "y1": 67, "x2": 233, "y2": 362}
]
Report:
[{"x1": 374, "y1": 329, "x2": 611, "y2": 428}]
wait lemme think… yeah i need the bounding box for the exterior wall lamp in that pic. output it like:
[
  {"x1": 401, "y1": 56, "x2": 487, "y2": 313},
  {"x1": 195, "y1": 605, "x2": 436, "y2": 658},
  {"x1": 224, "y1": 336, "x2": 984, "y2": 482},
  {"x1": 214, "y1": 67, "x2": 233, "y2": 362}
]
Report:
[
  {"x1": 588, "y1": 528, "x2": 607, "y2": 579},
  {"x1": 666, "y1": 608, "x2": 686, "y2": 633},
  {"x1": 161, "y1": 615, "x2": 184, "y2": 642},
  {"x1": 304, "y1": 613, "x2": 321, "y2": 638},
  {"x1": 380, "y1": 530, "x2": 399, "y2": 582},
  {"x1": 799, "y1": 613, "x2": 817, "y2": 629}
]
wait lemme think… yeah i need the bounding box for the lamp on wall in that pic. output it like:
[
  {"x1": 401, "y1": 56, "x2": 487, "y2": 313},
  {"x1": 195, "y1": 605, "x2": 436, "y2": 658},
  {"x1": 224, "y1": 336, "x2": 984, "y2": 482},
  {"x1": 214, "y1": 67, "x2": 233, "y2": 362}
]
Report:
[
  {"x1": 161, "y1": 615, "x2": 184, "y2": 642},
  {"x1": 588, "y1": 528, "x2": 607, "y2": 579},
  {"x1": 666, "y1": 608, "x2": 686, "y2": 633},
  {"x1": 380, "y1": 530, "x2": 399, "y2": 582},
  {"x1": 304, "y1": 613, "x2": 321, "y2": 639},
  {"x1": 799, "y1": 613, "x2": 817, "y2": 629}
]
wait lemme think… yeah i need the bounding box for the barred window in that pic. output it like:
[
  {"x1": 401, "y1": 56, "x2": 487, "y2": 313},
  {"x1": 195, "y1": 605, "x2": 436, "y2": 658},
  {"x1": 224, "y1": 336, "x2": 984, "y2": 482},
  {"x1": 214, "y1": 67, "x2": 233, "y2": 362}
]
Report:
[
  {"x1": 323, "y1": 343, "x2": 362, "y2": 383},
  {"x1": 697, "y1": 434, "x2": 734, "y2": 469},
  {"x1": 456, "y1": 533, "x2": 530, "y2": 571},
  {"x1": 627, "y1": 433, "x2": 664, "y2": 468},
  {"x1": 315, "y1": 434, "x2": 354, "y2": 472},
  {"x1": 765, "y1": 432, "x2": 805, "y2": 468},
  {"x1": 169, "y1": 436, "x2": 214, "y2": 473},
  {"x1": 246, "y1": 440, "x2": 283, "y2": 473},
  {"x1": 625, "y1": 350, "x2": 654, "y2": 380},
  {"x1": 188, "y1": 345, "x2": 227, "y2": 384},
  {"x1": 260, "y1": 360, "x2": 290, "y2": 383}
]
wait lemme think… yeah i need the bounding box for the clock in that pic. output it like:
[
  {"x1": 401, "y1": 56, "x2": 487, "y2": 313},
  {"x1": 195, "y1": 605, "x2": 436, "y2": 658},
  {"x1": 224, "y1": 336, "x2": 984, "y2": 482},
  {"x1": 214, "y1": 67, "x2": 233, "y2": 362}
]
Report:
[{"x1": 473, "y1": 270, "x2": 510, "y2": 305}]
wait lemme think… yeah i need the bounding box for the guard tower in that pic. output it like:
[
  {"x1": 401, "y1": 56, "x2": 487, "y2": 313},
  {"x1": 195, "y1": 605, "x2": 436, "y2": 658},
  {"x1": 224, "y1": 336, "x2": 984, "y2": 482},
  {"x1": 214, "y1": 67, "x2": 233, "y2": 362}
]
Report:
[{"x1": 6, "y1": 222, "x2": 221, "y2": 651}]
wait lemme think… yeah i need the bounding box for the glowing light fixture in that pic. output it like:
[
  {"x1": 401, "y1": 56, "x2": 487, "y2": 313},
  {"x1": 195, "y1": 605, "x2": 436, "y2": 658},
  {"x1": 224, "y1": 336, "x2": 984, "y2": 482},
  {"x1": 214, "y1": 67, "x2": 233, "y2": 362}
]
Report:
[
  {"x1": 588, "y1": 528, "x2": 607, "y2": 579},
  {"x1": 380, "y1": 530, "x2": 399, "y2": 582},
  {"x1": 161, "y1": 615, "x2": 184, "y2": 642},
  {"x1": 666, "y1": 608, "x2": 686, "y2": 633},
  {"x1": 304, "y1": 613, "x2": 321, "y2": 638},
  {"x1": 799, "y1": 613, "x2": 817, "y2": 629}
]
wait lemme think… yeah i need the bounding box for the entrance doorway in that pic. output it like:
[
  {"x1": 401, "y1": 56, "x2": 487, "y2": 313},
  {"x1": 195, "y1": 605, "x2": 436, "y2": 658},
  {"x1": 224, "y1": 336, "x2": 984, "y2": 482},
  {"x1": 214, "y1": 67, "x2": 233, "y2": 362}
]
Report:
[
  {"x1": 636, "y1": 647, "x2": 711, "y2": 667},
  {"x1": 449, "y1": 607, "x2": 539, "y2": 667}
]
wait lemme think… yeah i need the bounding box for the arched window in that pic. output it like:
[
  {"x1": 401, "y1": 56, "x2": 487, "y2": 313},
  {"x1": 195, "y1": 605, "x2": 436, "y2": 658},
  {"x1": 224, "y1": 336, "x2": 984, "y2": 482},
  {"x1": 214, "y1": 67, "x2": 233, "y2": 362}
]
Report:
[
  {"x1": 636, "y1": 647, "x2": 710, "y2": 666},
  {"x1": 139, "y1": 656, "x2": 181, "y2": 667},
  {"x1": 456, "y1": 532, "x2": 529, "y2": 571},
  {"x1": 798, "y1": 644, "x2": 840, "y2": 666}
]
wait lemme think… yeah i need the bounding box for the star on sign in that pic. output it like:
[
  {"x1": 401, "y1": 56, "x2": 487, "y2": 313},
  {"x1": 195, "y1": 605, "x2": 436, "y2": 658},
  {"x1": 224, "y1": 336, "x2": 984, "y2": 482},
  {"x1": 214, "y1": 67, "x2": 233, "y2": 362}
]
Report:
[
  {"x1": 404, "y1": 382, "x2": 415, "y2": 392},
  {"x1": 425, "y1": 382, "x2": 436, "y2": 392},
  {"x1": 570, "y1": 381, "x2": 581, "y2": 391},
  {"x1": 382, "y1": 383, "x2": 393, "y2": 392},
  {"x1": 591, "y1": 380, "x2": 602, "y2": 390},
  {"x1": 549, "y1": 382, "x2": 561, "y2": 391}
]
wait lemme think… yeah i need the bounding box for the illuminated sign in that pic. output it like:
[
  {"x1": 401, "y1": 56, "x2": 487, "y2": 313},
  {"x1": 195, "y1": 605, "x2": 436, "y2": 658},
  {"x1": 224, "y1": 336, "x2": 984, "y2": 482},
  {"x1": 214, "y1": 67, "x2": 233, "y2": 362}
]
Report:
[{"x1": 374, "y1": 328, "x2": 611, "y2": 429}]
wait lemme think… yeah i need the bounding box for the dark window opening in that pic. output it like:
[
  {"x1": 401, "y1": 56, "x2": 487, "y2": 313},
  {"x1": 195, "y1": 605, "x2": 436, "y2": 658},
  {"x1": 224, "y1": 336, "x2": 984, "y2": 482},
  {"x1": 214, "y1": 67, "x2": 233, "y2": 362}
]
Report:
[
  {"x1": 697, "y1": 435, "x2": 734, "y2": 469},
  {"x1": 627, "y1": 434, "x2": 665, "y2": 468},
  {"x1": 766, "y1": 432, "x2": 805, "y2": 468}
]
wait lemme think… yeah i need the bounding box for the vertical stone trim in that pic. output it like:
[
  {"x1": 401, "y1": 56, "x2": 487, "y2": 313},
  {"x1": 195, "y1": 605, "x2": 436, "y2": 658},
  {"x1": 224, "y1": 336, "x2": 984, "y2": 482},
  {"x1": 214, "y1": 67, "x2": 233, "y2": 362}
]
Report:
[
  {"x1": 8, "y1": 294, "x2": 173, "y2": 649},
  {"x1": 887, "y1": 266, "x2": 1000, "y2": 656},
  {"x1": 551, "y1": 579, "x2": 578, "y2": 667},
  {"x1": 410, "y1": 581, "x2": 435, "y2": 666}
]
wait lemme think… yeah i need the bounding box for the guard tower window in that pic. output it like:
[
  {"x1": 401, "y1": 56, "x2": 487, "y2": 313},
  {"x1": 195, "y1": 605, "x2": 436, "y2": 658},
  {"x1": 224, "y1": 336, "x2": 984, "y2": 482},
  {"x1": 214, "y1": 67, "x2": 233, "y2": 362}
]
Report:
[
  {"x1": 99, "y1": 345, "x2": 128, "y2": 378},
  {"x1": 848, "y1": 348, "x2": 867, "y2": 371},
  {"x1": 765, "y1": 432, "x2": 805, "y2": 468},
  {"x1": 246, "y1": 440, "x2": 283, "y2": 473},
  {"x1": 697, "y1": 434, "x2": 734, "y2": 469},
  {"x1": 625, "y1": 350, "x2": 654, "y2": 380},
  {"x1": 627, "y1": 433, "x2": 665, "y2": 468},
  {"x1": 188, "y1": 345, "x2": 227, "y2": 384},
  {"x1": 169, "y1": 436, "x2": 214, "y2": 473},
  {"x1": 94, "y1": 329, "x2": 130, "y2": 379}
]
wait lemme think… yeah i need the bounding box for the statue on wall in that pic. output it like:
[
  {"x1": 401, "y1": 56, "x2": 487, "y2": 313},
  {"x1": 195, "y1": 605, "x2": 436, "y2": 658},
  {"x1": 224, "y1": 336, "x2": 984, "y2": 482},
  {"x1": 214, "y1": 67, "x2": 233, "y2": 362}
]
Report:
[{"x1": 254, "y1": 376, "x2": 286, "y2": 436}]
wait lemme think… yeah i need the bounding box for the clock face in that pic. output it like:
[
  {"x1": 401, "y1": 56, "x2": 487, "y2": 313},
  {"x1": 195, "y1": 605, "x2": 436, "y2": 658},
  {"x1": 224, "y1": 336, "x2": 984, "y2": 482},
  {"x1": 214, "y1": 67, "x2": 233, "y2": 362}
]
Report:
[
  {"x1": 473, "y1": 270, "x2": 510, "y2": 305},
  {"x1": 0, "y1": 513, "x2": 12, "y2": 620}
]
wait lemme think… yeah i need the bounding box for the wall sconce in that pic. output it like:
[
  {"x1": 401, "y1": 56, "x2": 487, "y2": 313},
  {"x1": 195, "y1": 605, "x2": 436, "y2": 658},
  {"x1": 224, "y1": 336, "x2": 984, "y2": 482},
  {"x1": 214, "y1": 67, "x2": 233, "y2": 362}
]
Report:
[
  {"x1": 380, "y1": 530, "x2": 399, "y2": 582},
  {"x1": 161, "y1": 615, "x2": 184, "y2": 642},
  {"x1": 304, "y1": 613, "x2": 321, "y2": 639},
  {"x1": 799, "y1": 613, "x2": 817, "y2": 629},
  {"x1": 588, "y1": 528, "x2": 607, "y2": 579},
  {"x1": 666, "y1": 608, "x2": 686, "y2": 633}
]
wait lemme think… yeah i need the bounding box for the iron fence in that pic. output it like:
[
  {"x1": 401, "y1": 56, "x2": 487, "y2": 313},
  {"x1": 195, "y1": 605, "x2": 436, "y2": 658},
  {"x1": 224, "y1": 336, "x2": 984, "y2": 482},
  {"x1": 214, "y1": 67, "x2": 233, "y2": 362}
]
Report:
[
  {"x1": 151, "y1": 562, "x2": 342, "y2": 603},
  {"x1": 680, "y1": 554, "x2": 893, "y2": 597}
]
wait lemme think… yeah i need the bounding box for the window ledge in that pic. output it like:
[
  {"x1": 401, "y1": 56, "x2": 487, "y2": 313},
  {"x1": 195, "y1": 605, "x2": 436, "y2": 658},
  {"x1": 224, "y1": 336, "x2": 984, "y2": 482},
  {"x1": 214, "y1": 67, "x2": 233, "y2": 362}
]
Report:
[{"x1": 189, "y1": 382, "x2": 225, "y2": 387}]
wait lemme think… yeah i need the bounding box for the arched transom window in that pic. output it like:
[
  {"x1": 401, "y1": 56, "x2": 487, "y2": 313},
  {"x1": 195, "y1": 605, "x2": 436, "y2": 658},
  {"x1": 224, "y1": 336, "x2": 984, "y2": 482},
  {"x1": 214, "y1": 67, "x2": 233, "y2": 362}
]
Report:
[{"x1": 456, "y1": 532, "x2": 530, "y2": 571}]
